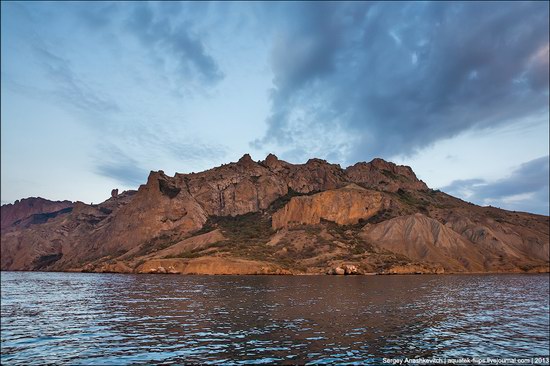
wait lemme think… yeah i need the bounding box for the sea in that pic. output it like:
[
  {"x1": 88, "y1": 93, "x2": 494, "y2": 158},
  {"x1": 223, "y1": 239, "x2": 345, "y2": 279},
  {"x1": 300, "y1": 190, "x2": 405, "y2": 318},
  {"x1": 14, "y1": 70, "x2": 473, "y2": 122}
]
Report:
[{"x1": 1, "y1": 272, "x2": 549, "y2": 365}]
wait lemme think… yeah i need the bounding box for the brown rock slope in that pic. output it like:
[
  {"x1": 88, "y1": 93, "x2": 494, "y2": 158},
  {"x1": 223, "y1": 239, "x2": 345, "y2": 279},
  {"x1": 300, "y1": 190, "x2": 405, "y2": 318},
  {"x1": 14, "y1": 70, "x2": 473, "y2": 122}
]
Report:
[
  {"x1": 361, "y1": 213, "x2": 489, "y2": 272},
  {"x1": 1, "y1": 154, "x2": 548, "y2": 274}
]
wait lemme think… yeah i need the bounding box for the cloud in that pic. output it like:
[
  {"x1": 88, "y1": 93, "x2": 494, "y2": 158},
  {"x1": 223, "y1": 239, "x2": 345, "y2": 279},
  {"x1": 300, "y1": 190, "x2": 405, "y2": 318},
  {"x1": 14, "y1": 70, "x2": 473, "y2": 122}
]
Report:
[
  {"x1": 75, "y1": 2, "x2": 120, "y2": 29},
  {"x1": 3, "y1": 2, "x2": 228, "y2": 184},
  {"x1": 124, "y1": 2, "x2": 224, "y2": 85},
  {"x1": 442, "y1": 156, "x2": 549, "y2": 215},
  {"x1": 94, "y1": 145, "x2": 148, "y2": 187},
  {"x1": 34, "y1": 46, "x2": 120, "y2": 114},
  {"x1": 255, "y1": 2, "x2": 549, "y2": 161},
  {"x1": 168, "y1": 142, "x2": 227, "y2": 164},
  {"x1": 22, "y1": 2, "x2": 223, "y2": 91},
  {"x1": 1, "y1": 3, "x2": 119, "y2": 116},
  {"x1": 92, "y1": 121, "x2": 229, "y2": 187}
]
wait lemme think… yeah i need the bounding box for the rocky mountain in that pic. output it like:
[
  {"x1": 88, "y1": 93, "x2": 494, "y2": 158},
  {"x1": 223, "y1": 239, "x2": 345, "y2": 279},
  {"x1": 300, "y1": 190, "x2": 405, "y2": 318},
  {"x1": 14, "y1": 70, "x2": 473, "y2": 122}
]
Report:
[{"x1": 1, "y1": 154, "x2": 548, "y2": 275}]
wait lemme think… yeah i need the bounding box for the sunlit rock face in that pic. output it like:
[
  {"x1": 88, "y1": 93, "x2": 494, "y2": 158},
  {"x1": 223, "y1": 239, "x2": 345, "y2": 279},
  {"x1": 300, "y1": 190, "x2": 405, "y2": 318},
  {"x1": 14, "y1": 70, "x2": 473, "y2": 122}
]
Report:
[{"x1": 272, "y1": 184, "x2": 389, "y2": 229}]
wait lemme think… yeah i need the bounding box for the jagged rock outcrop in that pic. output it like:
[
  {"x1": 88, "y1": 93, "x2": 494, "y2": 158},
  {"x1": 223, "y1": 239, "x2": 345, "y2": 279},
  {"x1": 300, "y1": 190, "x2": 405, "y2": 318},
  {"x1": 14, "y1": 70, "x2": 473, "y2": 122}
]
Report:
[
  {"x1": 345, "y1": 158, "x2": 428, "y2": 192},
  {"x1": 181, "y1": 155, "x2": 288, "y2": 216},
  {"x1": 180, "y1": 154, "x2": 423, "y2": 217},
  {"x1": 85, "y1": 172, "x2": 206, "y2": 260},
  {"x1": 1, "y1": 154, "x2": 548, "y2": 275}
]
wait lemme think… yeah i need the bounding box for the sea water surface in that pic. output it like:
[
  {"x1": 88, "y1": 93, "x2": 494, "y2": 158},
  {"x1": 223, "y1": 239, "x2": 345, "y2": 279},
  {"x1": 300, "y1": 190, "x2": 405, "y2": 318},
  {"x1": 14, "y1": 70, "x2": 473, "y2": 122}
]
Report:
[{"x1": 1, "y1": 272, "x2": 549, "y2": 365}]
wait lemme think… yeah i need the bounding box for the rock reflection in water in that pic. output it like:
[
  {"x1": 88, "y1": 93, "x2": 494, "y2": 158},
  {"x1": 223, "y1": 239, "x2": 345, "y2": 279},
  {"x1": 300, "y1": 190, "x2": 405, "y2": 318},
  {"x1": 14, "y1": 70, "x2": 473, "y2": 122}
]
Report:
[{"x1": 1, "y1": 272, "x2": 549, "y2": 365}]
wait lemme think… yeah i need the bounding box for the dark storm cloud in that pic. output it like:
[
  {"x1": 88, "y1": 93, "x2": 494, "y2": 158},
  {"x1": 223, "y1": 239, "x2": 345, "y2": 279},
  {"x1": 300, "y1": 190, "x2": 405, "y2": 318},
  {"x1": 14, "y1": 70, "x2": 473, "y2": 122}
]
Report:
[
  {"x1": 442, "y1": 156, "x2": 550, "y2": 215},
  {"x1": 256, "y1": 2, "x2": 549, "y2": 160}
]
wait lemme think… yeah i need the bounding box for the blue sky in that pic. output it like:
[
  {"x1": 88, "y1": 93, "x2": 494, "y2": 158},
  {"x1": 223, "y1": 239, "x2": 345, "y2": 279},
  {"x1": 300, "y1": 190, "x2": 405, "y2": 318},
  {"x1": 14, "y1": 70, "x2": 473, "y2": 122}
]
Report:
[{"x1": 1, "y1": 1, "x2": 549, "y2": 214}]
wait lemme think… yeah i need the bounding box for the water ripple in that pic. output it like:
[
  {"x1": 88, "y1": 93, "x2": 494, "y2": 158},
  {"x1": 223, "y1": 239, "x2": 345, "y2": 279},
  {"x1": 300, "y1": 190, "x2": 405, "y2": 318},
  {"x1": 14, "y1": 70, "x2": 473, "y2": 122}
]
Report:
[{"x1": 1, "y1": 272, "x2": 549, "y2": 364}]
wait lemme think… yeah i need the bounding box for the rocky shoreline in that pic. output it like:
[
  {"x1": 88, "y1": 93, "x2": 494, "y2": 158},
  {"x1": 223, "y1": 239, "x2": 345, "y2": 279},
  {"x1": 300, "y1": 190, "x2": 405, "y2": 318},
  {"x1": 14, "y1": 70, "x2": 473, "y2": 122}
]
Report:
[{"x1": 3, "y1": 265, "x2": 548, "y2": 276}]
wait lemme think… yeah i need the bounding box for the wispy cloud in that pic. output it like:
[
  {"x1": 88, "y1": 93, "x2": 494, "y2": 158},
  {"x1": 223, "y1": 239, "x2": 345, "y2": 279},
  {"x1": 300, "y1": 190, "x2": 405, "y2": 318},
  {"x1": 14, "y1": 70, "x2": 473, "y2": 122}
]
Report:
[
  {"x1": 442, "y1": 156, "x2": 549, "y2": 215},
  {"x1": 34, "y1": 46, "x2": 120, "y2": 114},
  {"x1": 92, "y1": 123, "x2": 229, "y2": 187},
  {"x1": 167, "y1": 142, "x2": 227, "y2": 164},
  {"x1": 94, "y1": 145, "x2": 148, "y2": 187},
  {"x1": 127, "y1": 3, "x2": 223, "y2": 85}
]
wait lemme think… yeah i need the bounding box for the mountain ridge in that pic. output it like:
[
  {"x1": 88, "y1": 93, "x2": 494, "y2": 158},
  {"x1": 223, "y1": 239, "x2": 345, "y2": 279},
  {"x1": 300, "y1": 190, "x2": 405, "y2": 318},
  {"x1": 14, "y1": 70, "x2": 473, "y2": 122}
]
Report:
[{"x1": 1, "y1": 154, "x2": 548, "y2": 275}]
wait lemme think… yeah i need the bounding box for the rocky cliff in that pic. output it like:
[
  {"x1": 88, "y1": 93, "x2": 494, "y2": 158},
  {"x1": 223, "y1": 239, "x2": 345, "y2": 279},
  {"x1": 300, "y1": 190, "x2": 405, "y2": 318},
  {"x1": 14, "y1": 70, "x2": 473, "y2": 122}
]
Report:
[
  {"x1": 272, "y1": 184, "x2": 389, "y2": 229},
  {"x1": 1, "y1": 154, "x2": 548, "y2": 275}
]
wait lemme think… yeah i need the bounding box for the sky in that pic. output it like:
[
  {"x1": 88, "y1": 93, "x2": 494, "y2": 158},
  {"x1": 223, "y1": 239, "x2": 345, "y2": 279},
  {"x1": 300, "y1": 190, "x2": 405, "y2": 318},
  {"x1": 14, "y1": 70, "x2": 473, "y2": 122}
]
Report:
[{"x1": 1, "y1": 1, "x2": 549, "y2": 215}]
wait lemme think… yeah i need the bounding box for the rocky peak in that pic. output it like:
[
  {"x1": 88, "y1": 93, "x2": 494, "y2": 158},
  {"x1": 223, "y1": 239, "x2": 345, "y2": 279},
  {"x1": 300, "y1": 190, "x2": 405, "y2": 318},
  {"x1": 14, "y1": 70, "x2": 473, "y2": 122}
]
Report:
[
  {"x1": 140, "y1": 170, "x2": 183, "y2": 200},
  {"x1": 306, "y1": 158, "x2": 328, "y2": 165},
  {"x1": 262, "y1": 153, "x2": 291, "y2": 173},
  {"x1": 369, "y1": 158, "x2": 394, "y2": 170},
  {"x1": 265, "y1": 153, "x2": 278, "y2": 162},
  {"x1": 368, "y1": 158, "x2": 416, "y2": 177},
  {"x1": 237, "y1": 153, "x2": 255, "y2": 167},
  {"x1": 263, "y1": 153, "x2": 279, "y2": 167},
  {"x1": 345, "y1": 158, "x2": 427, "y2": 192}
]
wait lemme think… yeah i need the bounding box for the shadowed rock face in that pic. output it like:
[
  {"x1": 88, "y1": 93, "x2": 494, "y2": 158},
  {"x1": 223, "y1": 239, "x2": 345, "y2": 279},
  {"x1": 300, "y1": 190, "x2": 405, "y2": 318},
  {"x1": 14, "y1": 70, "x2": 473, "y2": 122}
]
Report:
[{"x1": 1, "y1": 154, "x2": 548, "y2": 275}]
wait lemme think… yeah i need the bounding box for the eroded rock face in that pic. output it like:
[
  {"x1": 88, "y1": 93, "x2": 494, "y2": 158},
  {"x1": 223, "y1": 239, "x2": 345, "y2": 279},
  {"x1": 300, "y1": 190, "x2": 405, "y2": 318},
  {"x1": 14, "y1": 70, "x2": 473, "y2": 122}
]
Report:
[
  {"x1": 96, "y1": 171, "x2": 208, "y2": 258},
  {"x1": 181, "y1": 154, "x2": 425, "y2": 217},
  {"x1": 361, "y1": 213, "x2": 486, "y2": 272},
  {"x1": 272, "y1": 184, "x2": 389, "y2": 229},
  {"x1": 182, "y1": 156, "x2": 288, "y2": 216},
  {"x1": 443, "y1": 212, "x2": 549, "y2": 264}
]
